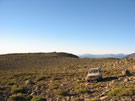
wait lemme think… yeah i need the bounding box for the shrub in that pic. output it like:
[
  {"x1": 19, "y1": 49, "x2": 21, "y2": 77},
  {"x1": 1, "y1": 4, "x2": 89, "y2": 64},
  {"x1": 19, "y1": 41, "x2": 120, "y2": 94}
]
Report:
[
  {"x1": 0, "y1": 86, "x2": 7, "y2": 91},
  {"x1": 54, "y1": 88, "x2": 69, "y2": 96},
  {"x1": 31, "y1": 96, "x2": 46, "y2": 101},
  {"x1": 8, "y1": 93, "x2": 26, "y2": 101},
  {"x1": 72, "y1": 97, "x2": 84, "y2": 101},
  {"x1": 107, "y1": 87, "x2": 135, "y2": 96},
  {"x1": 75, "y1": 85, "x2": 90, "y2": 94},
  {"x1": 88, "y1": 98, "x2": 100, "y2": 101},
  {"x1": 11, "y1": 85, "x2": 27, "y2": 94},
  {"x1": 49, "y1": 83, "x2": 59, "y2": 89}
]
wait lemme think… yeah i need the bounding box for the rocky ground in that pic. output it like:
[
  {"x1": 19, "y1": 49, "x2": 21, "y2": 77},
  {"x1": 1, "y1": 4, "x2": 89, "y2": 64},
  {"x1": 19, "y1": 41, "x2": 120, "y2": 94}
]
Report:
[{"x1": 0, "y1": 54, "x2": 135, "y2": 101}]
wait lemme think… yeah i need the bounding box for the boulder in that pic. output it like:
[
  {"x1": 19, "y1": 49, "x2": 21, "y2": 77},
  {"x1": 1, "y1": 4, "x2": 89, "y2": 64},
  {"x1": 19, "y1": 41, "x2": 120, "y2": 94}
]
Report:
[
  {"x1": 25, "y1": 79, "x2": 34, "y2": 85},
  {"x1": 122, "y1": 69, "x2": 130, "y2": 76}
]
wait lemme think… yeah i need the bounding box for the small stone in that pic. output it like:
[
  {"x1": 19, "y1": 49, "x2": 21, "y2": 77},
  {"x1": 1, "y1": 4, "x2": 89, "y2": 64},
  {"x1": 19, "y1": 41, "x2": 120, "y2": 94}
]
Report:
[
  {"x1": 25, "y1": 79, "x2": 34, "y2": 85},
  {"x1": 101, "y1": 92, "x2": 106, "y2": 96},
  {"x1": 61, "y1": 84, "x2": 64, "y2": 86},
  {"x1": 30, "y1": 92, "x2": 36, "y2": 96},
  {"x1": 118, "y1": 77, "x2": 122, "y2": 81},
  {"x1": 100, "y1": 96, "x2": 108, "y2": 100},
  {"x1": 67, "y1": 97, "x2": 71, "y2": 101},
  {"x1": 124, "y1": 78, "x2": 129, "y2": 82},
  {"x1": 111, "y1": 80, "x2": 115, "y2": 84},
  {"x1": 85, "y1": 83, "x2": 89, "y2": 86},
  {"x1": 35, "y1": 86, "x2": 40, "y2": 90}
]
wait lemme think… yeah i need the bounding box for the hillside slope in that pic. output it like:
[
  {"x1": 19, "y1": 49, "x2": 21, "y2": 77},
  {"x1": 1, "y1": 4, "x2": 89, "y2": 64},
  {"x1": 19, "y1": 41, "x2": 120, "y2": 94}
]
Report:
[
  {"x1": 0, "y1": 52, "x2": 135, "y2": 101},
  {"x1": 0, "y1": 52, "x2": 78, "y2": 69},
  {"x1": 126, "y1": 53, "x2": 135, "y2": 59}
]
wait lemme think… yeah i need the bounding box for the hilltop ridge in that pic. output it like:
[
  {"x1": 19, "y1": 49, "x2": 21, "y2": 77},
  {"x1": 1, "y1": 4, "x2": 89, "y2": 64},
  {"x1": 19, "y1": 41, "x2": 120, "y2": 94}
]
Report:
[{"x1": 126, "y1": 53, "x2": 135, "y2": 59}]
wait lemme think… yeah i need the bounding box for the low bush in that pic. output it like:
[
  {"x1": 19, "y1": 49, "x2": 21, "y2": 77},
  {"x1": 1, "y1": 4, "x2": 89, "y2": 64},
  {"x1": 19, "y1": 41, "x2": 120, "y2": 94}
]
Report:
[
  {"x1": 75, "y1": 85, "x2": 90, "y2": 94},
  {"x1": 88, "y1": 98, "x2": 100, "y2": 101},
  {"x1": 72, "y1": 97, "x2": 84, "y2": 101},
  {"x1": 11, "y1": 85, "x2": 27, "y2": 94},
  {"x1": 31, "y1": 96, "x2": 46, "y2": 101},
  {"x1": 8, "y1": 93, "x2": 26, "y2": 101},
  {"x1": 54, "y1": 88, "x2": 69, "y2": 96},
  {"x1": 107, "y1": 87, "x2": 135, "y2": 96},
  {"x1": 49, "y1": 83, "x2": 59, "y2": 89}
]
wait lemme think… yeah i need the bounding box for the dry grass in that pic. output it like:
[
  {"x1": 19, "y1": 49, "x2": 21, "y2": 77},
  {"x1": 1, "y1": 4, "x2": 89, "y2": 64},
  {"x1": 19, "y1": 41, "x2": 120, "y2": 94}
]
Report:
[{"x1": 0, "y1": 53, "x2": 134, "y2": 100}]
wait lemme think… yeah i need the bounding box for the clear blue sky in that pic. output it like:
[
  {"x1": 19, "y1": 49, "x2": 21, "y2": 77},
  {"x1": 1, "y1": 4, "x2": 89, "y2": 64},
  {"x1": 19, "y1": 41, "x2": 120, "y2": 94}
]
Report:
[{"x1": 0, "y1": 0, "x2": 135, "y2": 55}]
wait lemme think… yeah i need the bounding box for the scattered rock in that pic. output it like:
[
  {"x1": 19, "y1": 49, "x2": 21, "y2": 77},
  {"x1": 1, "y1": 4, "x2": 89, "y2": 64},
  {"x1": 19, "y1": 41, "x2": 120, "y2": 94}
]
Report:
[
  {"x1": 111, "y1": 80, "x2": 115, "y2": 84},
  {"x1": 66, "y1": 96, "x2": 70, "y2": 101},
  {"x1": 85, "y1": 83, "x2": 90, "y2": 86},
  {"x1": 122, "y1": 69, "x2": 130, "y2": 75},
  {"x1": 128, "y1": 77, "x2": 132, "y2": 81},
  {"x1": 106, "y1": 89, "x2": 111, "y2": 92},
  {"x1": 100, "y1": 96, "x2": 108, "y2": 100},
  {"x1": 61, "y1": 84, "x2": 64, "y2": 86},
  {"x1": 30, "y1": 92, "x2": 36, "y2": 96},
  {"x1": 133, "y1": 65, "x2": 135, "y2": 70},
  {"x1": 118, "y1": 78, "x2": 121, "y2": 81},
  {"x1": 124, "y1": 78, "x2": 129, "y2": 82},
  {"x1": 25, "y1": 79, "x2": 34, "y2": 85},
  {"x1": 35, "y1": 86, "x2": 40, "y2": 91},
  {"x1": 101, "y1": 92, "x2": 106, "y2": 96},
  {"x1": 109, "y1": 80, "x2": 115, "y2": 86}
]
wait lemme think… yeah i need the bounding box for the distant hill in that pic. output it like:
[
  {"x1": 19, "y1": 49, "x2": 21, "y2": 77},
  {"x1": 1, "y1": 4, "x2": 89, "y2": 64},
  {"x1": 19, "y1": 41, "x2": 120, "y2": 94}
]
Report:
[
  {"x1": 1, "y1": 52, "x2": 79, "y2": 58},
  {"x1": 126, "y1": 53, "x2": 135, "y2": 59},
  {"x1": 79, "y1": 54, "x2": 126, "y2": 59},
  {"x1": 0, "y1": 52, "x2": 79, "y2": 69}
]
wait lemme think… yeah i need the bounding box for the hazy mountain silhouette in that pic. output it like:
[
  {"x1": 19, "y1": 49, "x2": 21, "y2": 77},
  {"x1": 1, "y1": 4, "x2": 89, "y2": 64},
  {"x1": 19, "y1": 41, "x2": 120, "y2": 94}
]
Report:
[{"x1": 79, "y1": 54, "x2": 126, "y2": 59}]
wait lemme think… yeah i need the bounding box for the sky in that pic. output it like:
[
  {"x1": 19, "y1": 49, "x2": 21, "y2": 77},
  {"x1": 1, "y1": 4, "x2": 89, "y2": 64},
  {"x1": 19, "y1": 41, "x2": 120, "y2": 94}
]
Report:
[{"x1": 0, "y1": 0, "x2": 135, "y2": 55}]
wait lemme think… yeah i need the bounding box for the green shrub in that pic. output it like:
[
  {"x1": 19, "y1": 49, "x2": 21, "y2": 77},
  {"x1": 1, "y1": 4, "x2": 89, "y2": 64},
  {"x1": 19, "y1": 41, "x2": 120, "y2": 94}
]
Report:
[
  {"x1": 75, "y1": 85, "x2": 90, "y2": 94},
  {"x1": 8, "y1": 93, "x2": 26, "y2": 101},
  {"x1": 49, "y1": 83, "x2": 59, "y2": 89},
  {"x1": 11, "y1": 85, "x2": 27, "y2": 94},
  {"x1": 107, "y1": 87, "x2": 135, "y2": 96},
  {"x1": 54, "y1": 88, "x2": 69, "y2": 96},
  {"x1": 72, "y1": 97, "x2": 84, "y2": 101},
  {"x1": 31, "y1": 96, "x2": 46, "y2": 101},
  {"x1": 88, "y1": 98, "x2": 100, "y2": 101},
  {"x1": 90, "y1": 83, "x2": 100, "y2": 88},
  {"x1": 0, "y1": 86, "x2": 7, "y2": 91}
]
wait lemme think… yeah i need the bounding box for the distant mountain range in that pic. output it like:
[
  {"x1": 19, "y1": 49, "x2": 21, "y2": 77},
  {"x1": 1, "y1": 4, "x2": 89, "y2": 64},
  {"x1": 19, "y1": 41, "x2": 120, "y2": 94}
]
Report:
[{"x1": 79, "y1": 54, "x2": 127, "y2": 59}]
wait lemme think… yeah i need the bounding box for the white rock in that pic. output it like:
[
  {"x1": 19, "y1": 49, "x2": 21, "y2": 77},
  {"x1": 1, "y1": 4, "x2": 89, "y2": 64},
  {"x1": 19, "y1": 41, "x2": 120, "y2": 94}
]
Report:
[
  {"x1": 124, "y1": 78, "x2": 129, "y2": 82},
  {"x1": 100, "y1": 96, "x2": 108, "y2": 100}
]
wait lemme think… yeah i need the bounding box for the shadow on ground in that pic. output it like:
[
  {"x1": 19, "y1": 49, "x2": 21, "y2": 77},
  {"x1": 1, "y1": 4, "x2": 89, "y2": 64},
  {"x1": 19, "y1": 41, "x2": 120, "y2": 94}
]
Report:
[{"x1": 101, "y1": 73, "x2": 134, "y2": 82}]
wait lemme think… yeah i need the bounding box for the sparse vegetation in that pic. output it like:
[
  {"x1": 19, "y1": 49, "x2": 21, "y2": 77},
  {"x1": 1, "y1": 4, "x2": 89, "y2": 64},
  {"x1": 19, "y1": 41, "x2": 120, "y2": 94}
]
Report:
[
  {"x1": 31, "y1": 96, "x2": 46, "y2": 101},
  {"x1": 0, "y1": 53, "x2": 135, "y2": 100},
  {"x1": 54, "y1": 88, "x2": 69, "y2": 96},
  {"x1": 75, "y1": 85, "x2": 90, "y2": 94},
  {"x1": 107, "y1": 87, "x2": 135, "y2": 96},
  {"x1": 72, "y1": 97, "x2": 84, "y2": 101},
  {"x1": 89, "y1": 98, "x2": 101, "y2": 101},
  {"x1": 11, "y1": 85, "x2": 27, "y2": 94},
  {"x1": 8, "y1": 93, "x2": 26, "y2": 101}
]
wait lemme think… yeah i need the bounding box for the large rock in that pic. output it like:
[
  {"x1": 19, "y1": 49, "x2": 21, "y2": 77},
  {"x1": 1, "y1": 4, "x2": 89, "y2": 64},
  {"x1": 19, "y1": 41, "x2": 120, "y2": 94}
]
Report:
[
  {"x1": 122, "y1": 69, "x2": 130, "y2": 75},
  {"x1": 25, "y1": 79, "x2": 34, "y2": 85}
]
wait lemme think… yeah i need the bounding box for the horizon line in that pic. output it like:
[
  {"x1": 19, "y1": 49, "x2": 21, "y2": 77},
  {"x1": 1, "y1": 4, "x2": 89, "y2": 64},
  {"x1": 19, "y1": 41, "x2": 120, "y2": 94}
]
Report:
[{"x1": 0, "y1": 51, "x2": 132, "y2": 56}]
